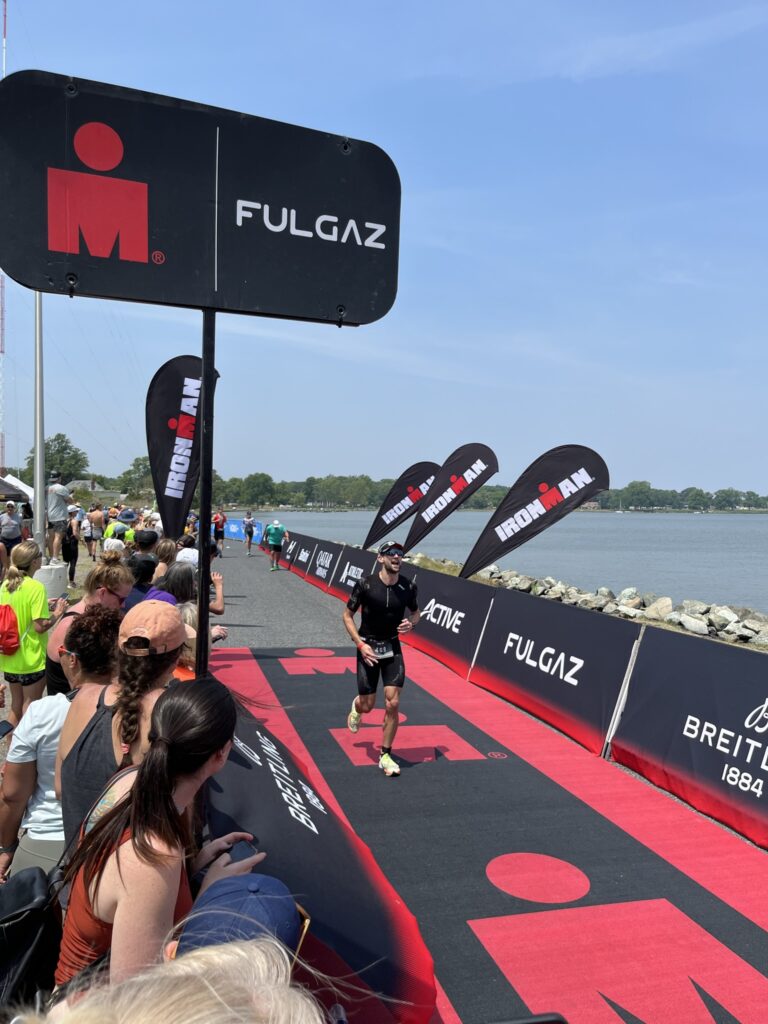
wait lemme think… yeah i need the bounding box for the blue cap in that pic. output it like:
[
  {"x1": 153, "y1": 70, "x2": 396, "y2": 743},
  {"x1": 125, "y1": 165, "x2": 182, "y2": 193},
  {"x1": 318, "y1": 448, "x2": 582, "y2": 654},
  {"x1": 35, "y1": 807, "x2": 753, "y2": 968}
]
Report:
[
  {"x1": 118, "y1": 508, "x2": 137, "y2": 523},
  {"x1": 176, "y1": 875, "x2": 300, "y2": 956}
]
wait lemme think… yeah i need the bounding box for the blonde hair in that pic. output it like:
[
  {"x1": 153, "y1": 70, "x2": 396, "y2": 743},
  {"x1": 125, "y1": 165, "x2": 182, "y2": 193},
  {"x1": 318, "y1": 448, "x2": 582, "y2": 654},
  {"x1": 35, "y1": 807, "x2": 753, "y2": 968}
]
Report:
[
  {"x1": 83, "y1": 551, "x2": 133, "y2": 596},
  {"x1": 155, "y1": 538, "x2": 177, "y2": 567},
  {"x1": 16, "y1": 939, "x2": 324, "y2": 1024},
  {"x1": 177, "y1": 601, "x2": 204, "y2": 669},
  {"x1": 5, "y1": 540, "x2": 41, "y2": 593}
]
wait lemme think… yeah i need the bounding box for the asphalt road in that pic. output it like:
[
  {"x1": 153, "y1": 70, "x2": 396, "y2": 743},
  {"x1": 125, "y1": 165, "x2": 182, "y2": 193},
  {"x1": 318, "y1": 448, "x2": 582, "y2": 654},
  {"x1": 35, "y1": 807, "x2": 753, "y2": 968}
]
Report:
[{"x1": 213, "y1": 539, "x2": 350, "y2": 650}]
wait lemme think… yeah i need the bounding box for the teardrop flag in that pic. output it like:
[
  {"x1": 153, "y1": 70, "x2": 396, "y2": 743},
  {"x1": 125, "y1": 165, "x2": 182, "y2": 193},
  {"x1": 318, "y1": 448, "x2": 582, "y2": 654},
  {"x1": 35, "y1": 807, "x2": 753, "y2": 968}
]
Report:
[
  {"x1": 402, "y1": 443, "x2": 498, "y2": 553},
  {"x1": 146, "y1": 355, "x2": 218, "y2": 542},
  {"x1": 459, "y1": 444, "x2": 609, "y2": 578},
  {"x1": 363, "y1": 461, "x2": 440, "y2": 549}
]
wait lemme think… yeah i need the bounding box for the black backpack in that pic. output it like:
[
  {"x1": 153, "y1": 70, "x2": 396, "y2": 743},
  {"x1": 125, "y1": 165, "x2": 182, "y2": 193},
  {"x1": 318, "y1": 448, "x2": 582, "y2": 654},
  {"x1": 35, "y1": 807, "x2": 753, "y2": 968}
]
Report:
[{"x1": 0, "y1": 864, "x2": 63, "y2": 1009}]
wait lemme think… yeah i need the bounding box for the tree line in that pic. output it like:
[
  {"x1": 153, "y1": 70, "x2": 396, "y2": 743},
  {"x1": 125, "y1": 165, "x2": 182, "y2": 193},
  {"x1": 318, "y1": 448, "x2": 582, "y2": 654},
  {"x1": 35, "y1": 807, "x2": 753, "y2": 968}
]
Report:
[{"x1": 7, "y1": 435, "x2": 767, "y2": 512}]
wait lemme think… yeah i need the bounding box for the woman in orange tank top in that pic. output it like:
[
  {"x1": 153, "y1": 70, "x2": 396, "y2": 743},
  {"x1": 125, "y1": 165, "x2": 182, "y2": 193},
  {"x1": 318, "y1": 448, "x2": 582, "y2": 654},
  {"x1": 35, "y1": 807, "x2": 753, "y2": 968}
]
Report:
[{"x1": 56, "y1": 676, "x2": 265, "y2": 989}]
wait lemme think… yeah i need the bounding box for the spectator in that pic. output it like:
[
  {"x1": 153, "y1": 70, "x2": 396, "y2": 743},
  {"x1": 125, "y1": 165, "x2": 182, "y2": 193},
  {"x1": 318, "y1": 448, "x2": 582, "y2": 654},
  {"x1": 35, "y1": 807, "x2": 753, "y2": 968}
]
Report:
[
  {"x1": 54, "y1": 676, "x2": 264, "y2": 986},
  {"x1": 46, "y1": 551, "x2": 133, "y2": 697},
  {"x1": 0, "y1": 607, "x2": 121, "y2": 880},
  {"x1": 0, "y1": 499, "x2": 23, "y2": 582},
  {"x1": 55, "y1": 601, "x2": 192, "y2": 848},
  {"x1": 63, "y1": 505, "x2": 81, "y2": 589},
  {"x1": 20, "y1": 501, "x2": 33, "y2": 540},
  {"x1": 134, "y1": 529, "x2": 159, "y2": 556},
  {"x1": 152, "y1": 538, "x2": 177, "y2": 582},
  {"x1": 18, "y1": 939, "x2": 323, "y2": 1023},
  {"x1": 80, "y1": 507, "x2": 93, "y2": 560},
  {"x1": 86, "y1": 503, "x2": 105, "y2": 560},
  {"x1": 124, "y1": 553, "x2": 158, "y2": 611},
  {"x1": 46, "y1": 470, "x2": 72, "y2": 563},
  {"x1": 148, "y1": 563, "x2": 224, "y2": 615},
  {"x1": 0, "y1": 541, "x2": 68, "y2": 726},
  {"x1": 174, "y1": 601, "x2": 228, "y2": 682}
]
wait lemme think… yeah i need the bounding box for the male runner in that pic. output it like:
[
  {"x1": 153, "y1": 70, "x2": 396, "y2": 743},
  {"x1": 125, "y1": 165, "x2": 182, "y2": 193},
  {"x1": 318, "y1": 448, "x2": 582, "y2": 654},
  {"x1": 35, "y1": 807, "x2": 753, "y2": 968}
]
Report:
[
  {"x1": 243, "y1": 512, "x2": 256, "y2": 556},
  {"x1": 264, "y1": 519, "x2": 289, "y2": 571},
  {"x1": 342, "y1": 540, "x2": 419, "y2": 776}
]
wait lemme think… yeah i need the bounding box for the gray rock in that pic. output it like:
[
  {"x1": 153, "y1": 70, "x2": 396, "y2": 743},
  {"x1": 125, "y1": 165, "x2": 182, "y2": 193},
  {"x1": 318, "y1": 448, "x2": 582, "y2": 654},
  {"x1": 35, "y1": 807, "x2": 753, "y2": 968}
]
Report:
[
  {"x1": 547, "y1": 583, "x2": 567, "y2": 600},
  {"x1": 617, "y1": 604, "x2": 641, "y2": 618},
  {"x1": 497, "y1": 570, "x2": 519, "y2": 585},
  {"x1": 744, "y1": 618, "x2": 766, "y2": 633},
  {"x1": 618, "y1": 587, "x2": 639, "y2": 602},
  {"x1": 680, "y1": 613, "x2": 710, "y2": 636},
  {"x1": 542, "y1": 576, "x2": 557, "y2": 588},
  {"x1": 621, "y1": 596, "x2": 644, "y2": 610},
  {"x1": 723, "y1": 621, "x2": 758, "y2": 641},
  {"x1": 474, "y1": 565, "x2": 499, "y2": 580},
  {"x1": 641, "y1": 593, "x2": 658, "y2": 608},
  {"x1": 732, "y1": 607, "x2": 768, "y2": 625},
  {"x1": 514, "y1": 577, "x2": 533, "y2": 593},
  {"x1": 531, "y1": 581, "x2": 549, "y2": 596},
  {"x1": 597, "y1": 587, "x2": 616, "y2": 600},
  {"x1": 582, "y1": 595, "x2": 611, "y2": 611},
  {"x1": 664, "y1": 611, "x2": 682, "y2": 626},
  {"x1": 644, "y1": 597, "x2": 674, "y2": 620},
  {"x1": 751, "y1": 631, "x2": 768, "y2": 648},
  {"x1": 682, "y1": 599, "x2": 710, "y2": 615},
  {"x1": 603, "y1": 601, "x2": 619, "y2": 615},
  {"x1": 707, "y1": 605, "x2": 740, "y2": 630}
]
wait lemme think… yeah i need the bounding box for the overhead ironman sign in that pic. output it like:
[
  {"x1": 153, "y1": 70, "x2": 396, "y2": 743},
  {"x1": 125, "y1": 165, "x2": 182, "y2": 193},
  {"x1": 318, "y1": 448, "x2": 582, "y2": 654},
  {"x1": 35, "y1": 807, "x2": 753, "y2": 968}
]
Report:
[{"x1": 0, "y1": 70, "x2": 401, "y2": 325}]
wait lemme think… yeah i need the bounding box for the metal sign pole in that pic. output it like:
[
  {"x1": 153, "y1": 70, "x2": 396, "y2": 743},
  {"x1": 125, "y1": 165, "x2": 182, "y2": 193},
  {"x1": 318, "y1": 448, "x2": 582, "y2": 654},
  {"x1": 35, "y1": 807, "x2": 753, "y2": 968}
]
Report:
[
  {"x1": 195, "y1": 308, "x2": 215, "y2": 676},
  {"x1": 33, "y1": 291, "x2": 45, "y2": 551}
]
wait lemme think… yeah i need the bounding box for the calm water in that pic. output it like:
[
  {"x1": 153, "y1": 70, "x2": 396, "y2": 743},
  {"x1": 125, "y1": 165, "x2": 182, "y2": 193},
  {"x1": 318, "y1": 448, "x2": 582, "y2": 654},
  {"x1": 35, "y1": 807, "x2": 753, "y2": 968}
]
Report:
[{"x1": 258, "y1": 511, "x2": 768, "y2": 613}]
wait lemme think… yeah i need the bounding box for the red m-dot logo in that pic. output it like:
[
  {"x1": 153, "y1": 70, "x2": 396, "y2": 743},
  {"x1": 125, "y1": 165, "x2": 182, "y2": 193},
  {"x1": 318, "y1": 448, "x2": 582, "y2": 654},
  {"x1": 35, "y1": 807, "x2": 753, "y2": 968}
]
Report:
[{"x1": 47, "y1": 121, "x2": 148, "y2": 263}]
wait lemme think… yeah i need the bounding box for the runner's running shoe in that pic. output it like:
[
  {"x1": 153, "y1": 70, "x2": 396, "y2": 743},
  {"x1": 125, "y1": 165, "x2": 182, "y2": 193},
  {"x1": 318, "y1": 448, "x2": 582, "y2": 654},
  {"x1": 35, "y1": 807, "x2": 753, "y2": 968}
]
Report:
[
  {"x1": 347, "y1": 699, "x2": 361, "y2": 733},
  {"x1": 379, "y1": 752, "x2": 400, "y2": 776}
]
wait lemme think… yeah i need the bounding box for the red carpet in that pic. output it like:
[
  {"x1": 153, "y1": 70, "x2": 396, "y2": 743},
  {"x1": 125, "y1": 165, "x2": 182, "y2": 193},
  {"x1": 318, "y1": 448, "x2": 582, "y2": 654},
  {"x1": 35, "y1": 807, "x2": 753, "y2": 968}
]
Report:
[{"x1": 212, "y1": 646, "x2": 768, "y2": 1024}]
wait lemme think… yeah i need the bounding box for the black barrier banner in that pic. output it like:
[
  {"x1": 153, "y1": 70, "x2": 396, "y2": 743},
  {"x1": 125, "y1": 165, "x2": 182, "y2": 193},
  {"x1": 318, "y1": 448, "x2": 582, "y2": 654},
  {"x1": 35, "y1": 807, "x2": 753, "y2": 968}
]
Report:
[
  {"x1": 611, "y1": 628, "x2": 768, "y2": 848},
  {"x1": 145, "y1": 355, "x2": 216, "y2": 541},
  {"x1": 306, "y1": 540, "x2": 344, "y2": 591},
  {"x1": 206, "y1": 706, "x2": 435, "y2": 1022},
  {"x1": 0, "y1": 71, "x2": 400, "y2": 326},
  {"x1": 280, "y1": 533, "x2": 301, "y2": 570},
  {"x1": 292, "y1": 536, "x2": 317, "y2": 579},
  {"x1": 363, "y1": 461, "x2": 440, "y2": 549},
  {"x1": 402, "y1": 568, "x2": 494, "y2": 680},
  {"x1": 470, "y1": 588, "x2": 640, "y2": 754},
  {"x1": 460, "y1": 445, "x2": 609, "y2": 579},
  {"x1": 403, "y1": 443, "x2": 498, "y2": 554},
  {"x1": 328, "y1": 546, "x2": 378, "y2": 601}
]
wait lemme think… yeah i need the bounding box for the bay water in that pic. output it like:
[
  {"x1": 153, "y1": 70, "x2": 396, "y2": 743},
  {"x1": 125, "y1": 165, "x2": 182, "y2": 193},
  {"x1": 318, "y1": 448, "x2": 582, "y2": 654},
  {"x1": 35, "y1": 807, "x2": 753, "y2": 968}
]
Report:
[{"x1": 259, "y1": 510, "x2": 767, "y2": 614}]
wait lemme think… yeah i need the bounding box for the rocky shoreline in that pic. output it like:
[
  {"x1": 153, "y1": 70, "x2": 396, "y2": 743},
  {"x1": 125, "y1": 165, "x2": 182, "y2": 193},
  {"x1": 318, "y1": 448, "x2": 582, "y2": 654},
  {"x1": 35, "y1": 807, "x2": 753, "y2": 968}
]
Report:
[{"x1": 404, "y1": 552, "x2": 768, "y2": 651}]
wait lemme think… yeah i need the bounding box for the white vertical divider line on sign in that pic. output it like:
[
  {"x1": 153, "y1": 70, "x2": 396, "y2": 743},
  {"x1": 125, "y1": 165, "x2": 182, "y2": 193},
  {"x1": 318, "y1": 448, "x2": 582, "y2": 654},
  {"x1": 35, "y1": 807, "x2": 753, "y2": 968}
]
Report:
[
  {"x1": 601, "y1": 624, "x2": 646, "y2": 759},
  {"x1": 467, "y1": 595, "x2": 495, "y2": 682}
]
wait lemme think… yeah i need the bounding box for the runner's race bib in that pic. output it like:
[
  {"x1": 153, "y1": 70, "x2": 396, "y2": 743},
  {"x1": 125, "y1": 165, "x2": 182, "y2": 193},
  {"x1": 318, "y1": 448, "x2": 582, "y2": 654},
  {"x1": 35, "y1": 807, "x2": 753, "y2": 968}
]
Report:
[{"x1": 371, "y1": 640, "x2": 394, "y2": 660}]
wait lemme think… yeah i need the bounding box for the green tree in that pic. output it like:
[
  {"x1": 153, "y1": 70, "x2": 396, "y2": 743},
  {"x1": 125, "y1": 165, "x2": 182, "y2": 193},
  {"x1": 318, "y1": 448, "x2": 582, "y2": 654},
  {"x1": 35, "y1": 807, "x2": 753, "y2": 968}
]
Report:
[
  {"x1": 25, "y1": 433, "x2": 89, "y2": 485},
  {"x1": 622, "y1": 481, "x2": 654, "y2": 509},
  {"x1": 680, "y1": 487, "x2": 711, "y2": 510},
  {"x1": 712, "y1": 488, "x2": 742, "y2": 510},
  {"x1": 117, "y1": 456, "x2": 152, "y2": 496}
]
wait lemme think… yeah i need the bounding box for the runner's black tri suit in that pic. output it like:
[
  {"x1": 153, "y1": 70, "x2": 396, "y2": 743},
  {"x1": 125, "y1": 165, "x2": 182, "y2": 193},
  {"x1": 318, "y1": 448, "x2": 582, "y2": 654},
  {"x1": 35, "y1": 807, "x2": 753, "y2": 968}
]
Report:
[{"x1": 347, "y1": 573, "x2": 419, "y2": 694}]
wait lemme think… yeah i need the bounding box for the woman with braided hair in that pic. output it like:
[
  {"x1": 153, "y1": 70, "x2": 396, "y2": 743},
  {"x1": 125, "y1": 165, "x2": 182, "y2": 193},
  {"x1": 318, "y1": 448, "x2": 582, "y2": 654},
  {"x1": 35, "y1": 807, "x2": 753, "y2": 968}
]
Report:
[
  {"x1": 54, "y1": 675, "x2": 264, "y2": 989},
  {"x1": 55, "y1": 601, "x2": 194, "y2": 849}
]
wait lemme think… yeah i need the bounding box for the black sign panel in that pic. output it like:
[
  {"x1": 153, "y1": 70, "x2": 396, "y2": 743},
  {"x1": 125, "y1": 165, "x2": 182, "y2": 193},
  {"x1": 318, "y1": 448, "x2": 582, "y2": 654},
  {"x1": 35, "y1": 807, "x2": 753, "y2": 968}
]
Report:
[
  {"x1": 206, "y1": 706, "x2": 435, "y2": 1021},
  {"x1": 363, "y1": 461, "x2": 440, "y2": 550},
  {"x1": 0, "y1": 71, "x2": 400, "y2": 325},
  {"x1": 306, "y1": 539, "x2": 344, "y2": 591},
  {"x1": 402, "y1": 568, "x2": 494, "y2": 680},
  {"x1": 145, "y1": 355, "x2": 214, "y2": 541},
  {"x1": 612, "y1": 628, "x2": 768, "y2": 848},
  {"x1": 460, "y1": 445, "x2": 609, "y2": 579},
  {"x1": 280, "y1": 533, "x2": 302, "y2": 570},
  {"x1": 292, "y1": 536, "x2": 318, "y2": 579},
  {"x1": 328, "y1": 546, "x2": 378, "y2": 602},
  {"x1": 470, "y1": 588, "x2": 640, "y2": 754},
  {"x1": 403, "y1": 443, "x2": 498, "y2": 554}
]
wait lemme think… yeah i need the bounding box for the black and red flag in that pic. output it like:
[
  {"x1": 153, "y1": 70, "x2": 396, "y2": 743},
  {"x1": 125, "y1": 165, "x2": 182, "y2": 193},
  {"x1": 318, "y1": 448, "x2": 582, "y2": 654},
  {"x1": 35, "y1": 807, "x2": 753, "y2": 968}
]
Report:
[
  {"x1": 145, "y1": 355, "x2": 218, "y2": 541},
  {"x1": 363, "y1": 461, "x2": 440, "y2": 549},
  {"x1": 459, "y1": 444, "x2": 609, "y2": 579},
  {"x1": 402, "y1": 443, "x2": 498, "y2": 553}
]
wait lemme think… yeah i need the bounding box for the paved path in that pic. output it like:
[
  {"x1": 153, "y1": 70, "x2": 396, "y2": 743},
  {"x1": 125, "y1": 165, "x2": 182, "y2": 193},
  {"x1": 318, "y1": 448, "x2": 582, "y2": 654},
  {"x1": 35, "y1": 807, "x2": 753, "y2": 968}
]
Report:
[{"x1": 214, "y1": 539, "x2": 350, "y2": 649}]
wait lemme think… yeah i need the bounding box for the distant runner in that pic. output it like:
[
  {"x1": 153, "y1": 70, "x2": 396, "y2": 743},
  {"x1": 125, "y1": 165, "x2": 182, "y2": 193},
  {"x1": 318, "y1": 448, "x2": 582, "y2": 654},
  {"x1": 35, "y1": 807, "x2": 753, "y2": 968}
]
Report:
[
  {"x1": 342, "y1": 540, "x2": 419, "y2": 777},
  {"x1": 212, "y1": 506, "x2": 227, "y2": 558},
  {"x1": 243, "y1": 511, "x2": 256, "y2": 557},
  {"x1": 264, "y1": 519, "x2": 289, "y2": 572}
]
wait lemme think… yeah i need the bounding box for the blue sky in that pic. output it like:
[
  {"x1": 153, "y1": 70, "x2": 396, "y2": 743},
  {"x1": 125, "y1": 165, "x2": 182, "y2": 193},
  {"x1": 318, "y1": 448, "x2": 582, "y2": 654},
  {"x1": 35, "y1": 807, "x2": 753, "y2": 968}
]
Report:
[{"x1": 2, "y1": 1, "x2": 766, "y2": 489}]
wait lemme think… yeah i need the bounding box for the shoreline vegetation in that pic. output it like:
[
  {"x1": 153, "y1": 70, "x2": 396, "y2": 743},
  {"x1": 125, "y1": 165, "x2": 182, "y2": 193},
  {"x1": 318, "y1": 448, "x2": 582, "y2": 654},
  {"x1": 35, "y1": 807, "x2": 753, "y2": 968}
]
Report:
[{"x1": 403, "y1": 552, "x2": 768, "y2": 653}]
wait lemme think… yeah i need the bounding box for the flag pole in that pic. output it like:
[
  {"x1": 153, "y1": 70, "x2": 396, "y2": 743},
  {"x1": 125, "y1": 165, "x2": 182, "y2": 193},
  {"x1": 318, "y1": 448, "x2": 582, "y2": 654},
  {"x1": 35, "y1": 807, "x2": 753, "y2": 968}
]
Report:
[{"x1": 195, "y1": 308, "x2": 215, "y2": 674}]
